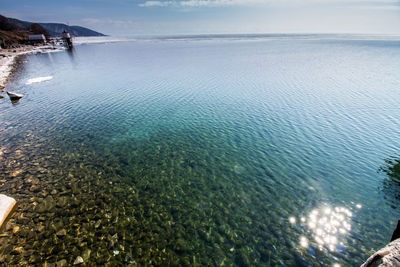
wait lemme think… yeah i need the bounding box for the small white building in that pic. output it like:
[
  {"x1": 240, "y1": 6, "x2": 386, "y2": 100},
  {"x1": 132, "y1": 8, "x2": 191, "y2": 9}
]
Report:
[
  {"x1": 62, "y1": 31, "x2": 71, "y2": 39},
  {"x1": 28, "y1": 34, "x2": 46, "y2": 44}
]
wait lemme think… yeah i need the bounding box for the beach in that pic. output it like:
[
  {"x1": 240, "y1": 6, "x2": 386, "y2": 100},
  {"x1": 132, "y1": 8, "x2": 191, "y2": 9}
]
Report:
[
  {"x1": 0, "y1": 44, "x2": 64, "y2": 237},
  {"x1": 0, "y1": 45, "x2": 62, "y2": 94}
]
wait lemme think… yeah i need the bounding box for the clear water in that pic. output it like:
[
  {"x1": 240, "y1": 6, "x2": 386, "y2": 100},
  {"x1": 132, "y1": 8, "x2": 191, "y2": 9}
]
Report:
[{"x1": 1, "y1": 36, "x2": 400, "y2": 266}]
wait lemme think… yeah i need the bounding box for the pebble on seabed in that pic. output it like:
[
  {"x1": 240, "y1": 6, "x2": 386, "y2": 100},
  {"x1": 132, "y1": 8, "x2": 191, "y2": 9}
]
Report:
[
  {"x1": 73, "y1": 256, "x2": 84, "y2": 265},
  {"x1": 0, "y1": 128, "x2": 369, "y2": 266}
]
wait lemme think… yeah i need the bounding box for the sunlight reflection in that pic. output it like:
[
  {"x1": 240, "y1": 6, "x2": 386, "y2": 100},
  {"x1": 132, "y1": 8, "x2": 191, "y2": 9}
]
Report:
[
  {"x1": 289, "y1": 204, "x2": 361, "y2": 253},
  {"x1": 300, "y1": 236, "x2": 309, "y2": 248}
]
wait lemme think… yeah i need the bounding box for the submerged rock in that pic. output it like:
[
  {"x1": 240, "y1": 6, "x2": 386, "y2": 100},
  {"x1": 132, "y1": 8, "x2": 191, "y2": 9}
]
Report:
[
  {"x1": 82, "y1": 249, "x2": 91, "y2": 261},
  {"x1": 56, "y1": 259, "x2": 68, "y2": 267},
  {"x1": 124, "y1": 253, "x2": 134, "y2": 263},
  {"x1": 109, "y1": 233, "x2": 118, "y2": 248},
  {"x1": 6, "y1": 91, "x2": 24, "y2": 101},
  {"x1": 113, "y1": 250, "x2": 120, "y2": 256},
  {"x1": 11, "y1": 247, "x2": 23, "y2": 255},
  {"x1": 73, "y1": 256, "x2": 84, "y2": 265},
  {"x1": 0, "y1": 194, "x2": 16, "y2": 231},
  {"x1": 12, "y1": 226, "x2": 20, "y2": 234},
  {"x1": 56, "y1": 229, "x2": 67, "y2": 237},
  {"x1": 362, "y1": 238, "x2": 400, "y2": 267}
]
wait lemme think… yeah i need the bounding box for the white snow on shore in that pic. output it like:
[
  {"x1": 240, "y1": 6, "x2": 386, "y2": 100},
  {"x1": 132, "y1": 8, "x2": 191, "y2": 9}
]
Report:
[
  {"x1": 0, "y1": 46, "x2": 63, "y2": 89},
  {"x1": 0, "y1": 55, "x2": 16, "y2": 87},
  {"x1": 26, "y1": 76, "x2": 53, "y2": 85}
]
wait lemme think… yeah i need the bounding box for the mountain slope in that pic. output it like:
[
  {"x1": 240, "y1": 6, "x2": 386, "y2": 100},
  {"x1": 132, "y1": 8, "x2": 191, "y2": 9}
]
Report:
[{"x1": 7, "y1": 17, "x2": 105, "y2": 37}]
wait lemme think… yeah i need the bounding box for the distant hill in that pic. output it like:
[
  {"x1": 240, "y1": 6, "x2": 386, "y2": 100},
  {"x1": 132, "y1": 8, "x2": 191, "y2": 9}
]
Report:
[
  {"x1": 7, "y1": 17, "x2": 105, "y2": 37},
  {"x1": 0, "y1": 14, "x2": 105, "y2": 47}
]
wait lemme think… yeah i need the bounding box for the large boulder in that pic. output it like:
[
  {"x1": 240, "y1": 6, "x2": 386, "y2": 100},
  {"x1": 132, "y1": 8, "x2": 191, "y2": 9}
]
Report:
[
  {"x1": 362, "y1": 221, "x2": 400, "y2": 267},
  {"x1": 0, "y1": 194, "x2": 17, "y2": 231}
]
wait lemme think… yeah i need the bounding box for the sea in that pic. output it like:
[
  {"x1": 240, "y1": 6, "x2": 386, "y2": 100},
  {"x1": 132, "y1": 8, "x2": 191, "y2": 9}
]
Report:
[{"x1": 0, "y1": 34, "x2": 399, "y2": 266}]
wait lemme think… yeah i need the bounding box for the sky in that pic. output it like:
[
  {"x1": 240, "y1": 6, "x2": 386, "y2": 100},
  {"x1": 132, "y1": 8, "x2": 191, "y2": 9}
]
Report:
[{"x1": 2, "y1": 0, "x2": 400, "y2": 35}]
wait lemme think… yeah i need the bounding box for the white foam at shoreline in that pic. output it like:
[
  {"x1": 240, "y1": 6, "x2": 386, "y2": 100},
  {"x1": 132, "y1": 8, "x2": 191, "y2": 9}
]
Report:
[{"x1": 26, "y1": 76, "x2": 53, "y2": 85}]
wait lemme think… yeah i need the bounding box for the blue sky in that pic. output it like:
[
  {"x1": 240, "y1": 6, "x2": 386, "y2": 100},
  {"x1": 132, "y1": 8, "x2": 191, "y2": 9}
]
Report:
[{"x1": 2, "y1": 0, "x2": 400, "y2": 35}]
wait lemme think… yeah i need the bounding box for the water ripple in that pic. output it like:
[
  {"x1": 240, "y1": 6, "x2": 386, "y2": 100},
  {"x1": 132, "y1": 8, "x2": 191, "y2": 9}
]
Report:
[{"x1": 1, "y1": 38, "x2": 399, "y2": 266}]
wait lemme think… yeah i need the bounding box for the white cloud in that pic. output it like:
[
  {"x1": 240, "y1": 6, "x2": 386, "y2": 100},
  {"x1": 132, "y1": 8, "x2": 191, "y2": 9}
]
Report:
[
  {"x1": 361, "y1": 5, "x2": 400, "y2": 10},
  {"x1": 139, "y1": 1, "x2": 177, "y2": 7},
  {"x1": 138, "y1": 0, "x2": 400, "y2": 8},
  {"x1": 139, "y1": 0, "x2": 266, "y2": 7},
  {"x1": 179, "y1": 0, "x2": 264, "y2": 7},
  {"x1": 81, "y1": 18, "x2": 135, "y2": 26},
  {"x1": 81, "y1": 18, "x2": 103, "y2": 24},
  {"x1": 77, "y1": 17, "x2": 139, "y2": 34}
]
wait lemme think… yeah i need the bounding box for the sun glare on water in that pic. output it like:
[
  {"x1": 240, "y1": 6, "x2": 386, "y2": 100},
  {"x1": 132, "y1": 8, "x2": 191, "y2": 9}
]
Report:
[{"x1": 290, "y1": 204, "x2": 361, "y2": 254}]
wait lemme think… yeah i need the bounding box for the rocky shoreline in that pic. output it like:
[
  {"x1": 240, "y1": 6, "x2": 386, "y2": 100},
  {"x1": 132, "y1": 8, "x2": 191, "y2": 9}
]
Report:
[{"x1": 0, "y1": 45, "x2": 63, "y2": 97}]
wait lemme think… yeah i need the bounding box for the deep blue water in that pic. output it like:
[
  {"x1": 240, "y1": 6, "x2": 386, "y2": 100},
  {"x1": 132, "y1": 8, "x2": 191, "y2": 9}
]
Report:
[{"x1": 1, "y1": 35, "x2": 400, "y2": 266}]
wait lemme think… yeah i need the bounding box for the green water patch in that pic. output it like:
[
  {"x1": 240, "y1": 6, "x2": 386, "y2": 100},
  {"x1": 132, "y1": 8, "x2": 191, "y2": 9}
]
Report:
[{"x1": 380, "y1": 157, "x2": 400, "y2": 210}]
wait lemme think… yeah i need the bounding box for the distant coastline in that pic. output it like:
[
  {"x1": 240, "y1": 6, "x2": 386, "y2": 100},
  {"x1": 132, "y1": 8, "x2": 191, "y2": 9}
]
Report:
[
  {"x1": 6, "y1": 17, "x2": 105, "y2": 38},
  {"x1": 0, "y1": 14, "x2": 105, "y2": 49},
  {"x1": 0, "y1": 14, "x2": 104, "y2": 94}
]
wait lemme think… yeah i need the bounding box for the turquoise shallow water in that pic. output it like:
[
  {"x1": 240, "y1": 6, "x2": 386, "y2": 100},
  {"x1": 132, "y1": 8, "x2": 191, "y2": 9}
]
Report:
[{"x1": 1, "y1": 36, "x2": 400, "y2": 265}]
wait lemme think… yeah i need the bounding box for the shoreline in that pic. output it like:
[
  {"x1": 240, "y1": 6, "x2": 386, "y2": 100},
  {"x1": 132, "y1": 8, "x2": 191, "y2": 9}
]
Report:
[
  {"x1": 0, "y1": 44, "x2": 65, "y2": 227},
  {"x1": 0, "y1": 45, "x2": 64, "y2": 93}
]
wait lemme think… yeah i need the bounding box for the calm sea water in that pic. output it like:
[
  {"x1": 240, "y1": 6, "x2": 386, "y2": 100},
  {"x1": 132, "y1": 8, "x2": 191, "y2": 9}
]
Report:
[{"x1": 1, "y1": 35, "x2": 400, "y2": 266}]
